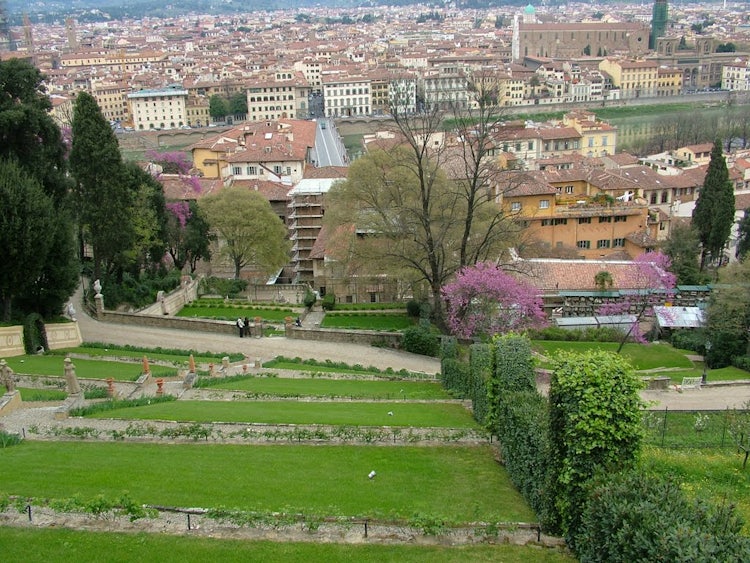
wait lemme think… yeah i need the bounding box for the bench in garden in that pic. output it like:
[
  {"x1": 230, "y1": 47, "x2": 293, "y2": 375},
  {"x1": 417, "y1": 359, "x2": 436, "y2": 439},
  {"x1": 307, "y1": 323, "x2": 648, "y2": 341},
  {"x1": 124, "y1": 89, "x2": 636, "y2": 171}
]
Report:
[{"x1": 677, "y1": 376, "x2": 702, "y2": 392}]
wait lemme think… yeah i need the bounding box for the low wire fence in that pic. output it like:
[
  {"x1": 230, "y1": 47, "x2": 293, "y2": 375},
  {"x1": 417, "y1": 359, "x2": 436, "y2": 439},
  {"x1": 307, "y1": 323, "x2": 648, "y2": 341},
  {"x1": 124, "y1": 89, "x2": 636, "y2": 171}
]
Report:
[{"x1": 643, "y1": 407, "x2": 749, "y2": 449}]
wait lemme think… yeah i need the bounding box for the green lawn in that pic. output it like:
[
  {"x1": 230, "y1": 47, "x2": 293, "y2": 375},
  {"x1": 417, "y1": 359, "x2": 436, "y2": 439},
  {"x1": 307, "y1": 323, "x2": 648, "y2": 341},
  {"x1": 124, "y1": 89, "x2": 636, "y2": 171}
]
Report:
[
  {"x1": 644, "y1": 446, "x2": 750, "y2": 530},
  {"x1": 262, "y1": 358, "x2": 435, "y2": 379},
  {"x1": 644, "y1": 365, "x2": 750, "y2": 384},
  {"x1": 0, "y1": 442, "x2": 532, "y2": 522},
  {"x1": 51, "y1": 345, "x2": 241, "y2": 366},
  {"x1": 321, "y1": 313, "x2": 415, "y2": 330},
  {"x1": 200, "y1": 376, "x2": 449, "y2": 400},
  {"x1": 533, "y1": 341, "x2": 695, "y2": 371},
  {"x1": 0, "y1": 528, "x2": 575, "y2": 562},
  {"x1": 4, "y1": 356, "x2": 176, "y2": 381},
  {"x1": 177, "y1": 305, "x2": 293, "y2": 322},
  {"x1": 86, "y1": 400, "x2": 478, "y2": 428},
  {"x1": 643, "y1": 409, "x2": 737, "y2": 449}
]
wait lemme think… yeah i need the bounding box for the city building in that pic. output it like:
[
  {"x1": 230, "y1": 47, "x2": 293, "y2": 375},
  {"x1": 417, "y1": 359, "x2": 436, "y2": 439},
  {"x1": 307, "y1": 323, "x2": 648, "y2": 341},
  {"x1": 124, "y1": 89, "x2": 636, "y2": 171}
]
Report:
[{"x1": 128, "y1": 84, "x2": 188, "y2": 130}]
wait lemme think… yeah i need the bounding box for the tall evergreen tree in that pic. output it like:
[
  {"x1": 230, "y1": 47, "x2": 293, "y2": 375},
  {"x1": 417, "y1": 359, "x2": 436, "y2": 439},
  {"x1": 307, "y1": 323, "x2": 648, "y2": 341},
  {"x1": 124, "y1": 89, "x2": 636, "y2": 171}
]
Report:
[
  {"x1": 69, "y1": 91, "x2": 133, "y2": 280},
  {"x1": 736, "y1": 209, "x2": 750, "y2": 260},
  {"x1": 662, "y1": 221, "x2": 705, "y2": 284},
  {"x1": 0, "y1": 59, "x2": 78, "y2": 320},
  {"x1": 692, "y1": 139, "x2": 736, "y2": 270},
  {"x1": 0, "y1": 159, "x2": 56, "y2": 321}
]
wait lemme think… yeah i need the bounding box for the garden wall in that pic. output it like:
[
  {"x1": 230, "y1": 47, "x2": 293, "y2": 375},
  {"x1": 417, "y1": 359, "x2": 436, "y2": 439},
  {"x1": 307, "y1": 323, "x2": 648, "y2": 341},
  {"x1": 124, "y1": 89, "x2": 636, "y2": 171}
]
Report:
[
  {"x1": 285, "y1": 325, "x2": 402, "y2": 348},
  {"x1": 45, "y1": 322, "x2": 83, "y2": 350},
  {"x1": 0, "y1": 326, "x2": 24, "y2": 357},
  {"x1": 138, "y1": 276, "x2": 199, "y2": 316}
]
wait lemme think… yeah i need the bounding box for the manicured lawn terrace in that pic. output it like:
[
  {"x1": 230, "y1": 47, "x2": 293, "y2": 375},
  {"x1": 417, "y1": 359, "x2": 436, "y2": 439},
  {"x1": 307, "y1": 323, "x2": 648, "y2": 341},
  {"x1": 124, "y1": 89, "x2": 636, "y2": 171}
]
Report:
[
  {"x1": 202, "y1": 376, "x2": 450, "y2": 400},
  {"x1": 0, "y1": 442, "x2": 533, "y2": 523},
  {"x1": 320, "y1": 313, "x2": 415, "y2": 330},
  {"x1": 262, "y1": 358, "x2": 436, "y2": 378},
  {"x1": 86, "y1": 400, "x2": 478, "y2": 428},
  {"x1": 643, "y1": 409, "x2": 742, "y2": 449},
  {"x1": 51, "y1": 345, "x2": 242, "y2": 366},
  {"x1": 0, "y1": 528, "x2": 575, "y2": 562},
  {"x1": 3, "y1": 356, "x2": 176, "y2": 382},
  {"x1": 177, "y1": 305, "x2": 294, "y2": 322},
  {"x1": 534, "y1": 341, "x2": 695, "y2": 371}
]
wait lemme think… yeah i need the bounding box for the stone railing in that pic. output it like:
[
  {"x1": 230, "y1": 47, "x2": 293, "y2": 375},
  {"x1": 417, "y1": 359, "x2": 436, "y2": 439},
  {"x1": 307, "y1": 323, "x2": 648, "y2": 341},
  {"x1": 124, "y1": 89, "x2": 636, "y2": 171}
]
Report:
[
  {"x1": 284, "y1": 323, "x2": 402, "y2": 348},
  {"x1": 138, "y1": 276, "x2": 200, "y2": 316}
]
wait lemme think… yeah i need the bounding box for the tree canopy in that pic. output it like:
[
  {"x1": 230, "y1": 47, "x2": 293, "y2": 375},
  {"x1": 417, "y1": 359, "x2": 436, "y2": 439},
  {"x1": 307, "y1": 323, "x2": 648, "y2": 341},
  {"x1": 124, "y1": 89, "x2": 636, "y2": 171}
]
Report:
[
  {"x1": 705, "y1": 258, "x2": 750, "y2": 367},
  {"x1": 0, "y1": 59, "x2": 77, "y2": 321},
  {"x1": 442, "y1": 261, "x2": 546, "y2": 339},
  {"x1": 199, "y1": 188, "x2": 290, "y2": 279}
]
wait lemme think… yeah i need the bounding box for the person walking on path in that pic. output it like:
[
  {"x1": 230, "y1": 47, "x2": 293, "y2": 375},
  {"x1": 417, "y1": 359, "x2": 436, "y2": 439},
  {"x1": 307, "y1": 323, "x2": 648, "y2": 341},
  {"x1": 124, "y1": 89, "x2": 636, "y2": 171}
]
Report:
[{"x1": 236, "y1": 317, "x2": 245, "y2": 338}]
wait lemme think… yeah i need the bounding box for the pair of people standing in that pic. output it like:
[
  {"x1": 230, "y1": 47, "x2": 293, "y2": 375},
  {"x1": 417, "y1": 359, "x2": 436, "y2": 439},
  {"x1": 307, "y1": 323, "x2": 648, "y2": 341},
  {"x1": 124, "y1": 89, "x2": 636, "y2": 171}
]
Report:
[{"x1": 236, "y1": 317, "x2": 251, "y2": 337}]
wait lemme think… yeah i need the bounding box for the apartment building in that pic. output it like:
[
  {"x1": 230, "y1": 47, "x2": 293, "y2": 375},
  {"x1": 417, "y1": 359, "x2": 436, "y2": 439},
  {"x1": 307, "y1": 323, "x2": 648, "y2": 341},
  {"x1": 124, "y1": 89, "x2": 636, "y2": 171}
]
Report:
[
  {"x1": 246, "y1": 70, "x2": 312, "y2": 121},
  {"x1": 722, "y1": 58, "x2": 750, "y2": 91},
  {"x1": 91, "y1": 79, "x2": 130, "y2": 125},
  {"x1": 656, "y1": 66, "x2": 683, "y2": 97},
  {"x1": 128, "y1": 84, "x2": 188, "y2": 130},
  {"x1": 321, "y1": 72, "x2": 371, "y2": 117},
  {"x1": 598, "y1": 58, "x2": 659, "y2": 99},
  {"x1": 421, "y1": 65, "x2": 471, "y2": 111}
]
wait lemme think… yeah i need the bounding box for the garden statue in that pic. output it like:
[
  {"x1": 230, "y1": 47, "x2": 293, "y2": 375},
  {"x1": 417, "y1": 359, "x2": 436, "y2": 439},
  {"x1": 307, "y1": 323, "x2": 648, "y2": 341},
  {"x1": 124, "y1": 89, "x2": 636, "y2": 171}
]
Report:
[{"x1": 63, "y1": 357, "x2": 81, "y2": 395}]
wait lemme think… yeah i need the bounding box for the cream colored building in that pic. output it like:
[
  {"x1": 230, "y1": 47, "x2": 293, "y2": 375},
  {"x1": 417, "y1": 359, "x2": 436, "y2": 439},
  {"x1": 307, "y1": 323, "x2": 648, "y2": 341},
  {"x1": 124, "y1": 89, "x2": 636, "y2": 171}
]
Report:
[
  {"x1": 128, "y1": 85, "x2": 188, "y2": 131},
  {"x1": 322, "y1": 72, "x2": 372, "y2": 117},
  {"x1": 598, "y1": 58, "x2": 659, "y2": 99},
  {"x1": 246, "y1": 71, "x2": 312, "y2": 121},
  {"x1": 91, "y1": 79, "x2": 130, "y2": 125}
]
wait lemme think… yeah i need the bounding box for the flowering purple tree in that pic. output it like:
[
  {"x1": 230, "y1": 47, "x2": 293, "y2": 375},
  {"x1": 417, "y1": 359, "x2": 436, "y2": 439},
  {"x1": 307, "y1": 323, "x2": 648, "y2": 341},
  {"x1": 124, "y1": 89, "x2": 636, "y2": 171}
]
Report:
[
  {"x1": 596, "y1": 251, "x2": 677, "y2": 351},
  {"x1": 145, "y1": 150, "x2": 193, "y2": 175},
  {"x1": 442, "y1": 261, "x2": 547, "y2": 340}
]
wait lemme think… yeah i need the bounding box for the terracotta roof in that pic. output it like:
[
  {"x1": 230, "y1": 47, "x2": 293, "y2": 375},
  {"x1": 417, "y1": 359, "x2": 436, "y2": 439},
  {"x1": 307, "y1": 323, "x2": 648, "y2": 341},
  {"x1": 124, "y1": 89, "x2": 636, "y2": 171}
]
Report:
[
  {"x1": 161, "y1": 175, "x2": 223, "y2": 200},
  {"x1": 230, "y1": 179, "x2": 291, "y2": 202},
  {"x1": 503, "y1": 172, "x2": 557, "y2": 197},
  {"x1": 517, "y1": 258, "x2": 667, "y2": 292}
]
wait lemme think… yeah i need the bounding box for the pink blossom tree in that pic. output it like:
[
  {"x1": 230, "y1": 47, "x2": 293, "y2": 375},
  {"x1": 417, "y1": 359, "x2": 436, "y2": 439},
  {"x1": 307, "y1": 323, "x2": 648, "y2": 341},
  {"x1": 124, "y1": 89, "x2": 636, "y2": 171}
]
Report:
[
  {"x1": 596, "y1": 251, "x2": 677, "y2": 352},
  {"x1": 442, "y1": 261, "x2": 547, "y2": 340}
]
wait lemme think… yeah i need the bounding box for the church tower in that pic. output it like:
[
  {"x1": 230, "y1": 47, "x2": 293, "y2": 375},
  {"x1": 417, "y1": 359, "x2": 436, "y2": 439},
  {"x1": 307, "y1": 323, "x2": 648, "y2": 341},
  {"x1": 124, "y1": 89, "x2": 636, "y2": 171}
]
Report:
[{"x1": 650, "y1": 0, "x2": 668, "y2": 50}]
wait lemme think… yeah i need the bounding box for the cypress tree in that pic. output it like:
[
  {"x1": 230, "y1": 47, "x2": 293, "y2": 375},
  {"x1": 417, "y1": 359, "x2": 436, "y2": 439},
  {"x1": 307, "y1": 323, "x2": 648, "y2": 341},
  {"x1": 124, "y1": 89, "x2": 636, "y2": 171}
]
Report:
[{"x1": 692, "y1": 139, "x2": 736, "y2": 270}]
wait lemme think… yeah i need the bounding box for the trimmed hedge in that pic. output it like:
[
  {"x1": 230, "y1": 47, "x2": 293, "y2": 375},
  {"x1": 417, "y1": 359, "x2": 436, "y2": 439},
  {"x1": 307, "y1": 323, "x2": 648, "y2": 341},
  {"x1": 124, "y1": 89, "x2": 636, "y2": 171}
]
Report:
[
  {"x1": 469, "y1": 343, "x2": 491, "y2": 425},
  {"x1": 401, "y1": 325, "x2": 439, "y2": 357},
  {"x1": 527, "y1": 326, "x2": 625, "y2": 342},
  {"x1": 496, "y1": 390, "x2": 557, "y2": 532}
]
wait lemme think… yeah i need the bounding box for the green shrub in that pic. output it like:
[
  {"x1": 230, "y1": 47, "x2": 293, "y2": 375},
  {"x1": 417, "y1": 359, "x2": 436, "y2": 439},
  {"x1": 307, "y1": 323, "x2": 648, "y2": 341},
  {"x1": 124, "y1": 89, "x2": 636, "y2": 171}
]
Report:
[
  {"x1": 321, "y1": 293, "x2": 336, "y2": 311},
  {"x1": 732, "y1": 355, "x2": 750, "y2": 372},
  {"x1": 406, "y1": 300, "x2": 421, "y2": 317},
  {"x1": 100, "y1": 269, "x2": 183, "y2": 309},
  {"x1": 576, "y1": 469, "x2": 750, "y2": 562},
  {"x1": 402, "y1": 325, "x2": 439, "y2": 357},
  {"x1": 0, "y1": 431, "x2": 22, "y2": 448},
  {"x1": 199, "y1": 276, "x2": 248, "y2": 299},
  {"x1": 302, "y1": 289, "x2": 316, "y2": 308},
  {"x1": 670, "y1": 328, "x2": 706, "y2": 353}
]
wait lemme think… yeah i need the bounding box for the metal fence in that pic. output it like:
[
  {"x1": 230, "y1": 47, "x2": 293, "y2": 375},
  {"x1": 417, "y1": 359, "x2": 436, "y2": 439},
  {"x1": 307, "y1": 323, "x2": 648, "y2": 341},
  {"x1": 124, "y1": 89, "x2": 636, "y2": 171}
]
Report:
[{"x1": 643, "y1": 407, "x2": 749, "y2": 449}]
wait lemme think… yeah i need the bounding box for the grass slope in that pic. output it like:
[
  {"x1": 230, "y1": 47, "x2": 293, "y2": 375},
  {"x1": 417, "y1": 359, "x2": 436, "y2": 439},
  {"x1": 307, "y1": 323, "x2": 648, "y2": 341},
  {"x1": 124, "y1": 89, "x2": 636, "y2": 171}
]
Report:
[
  {"x1": 0, "y1": 442, "x2": 532, "y2": 522},
  {"x1": 88, "y1": 400, "x2": 478, "y2": 428},
  {"x1": 4, "y1": 356, "x2": 175, "y2": 381},
  {"x1": 200, "y1": 377, "x2": 449, "y2": 399},
  {"x1": 0, "y1": 528, "x2": 575, "y2": 562}
]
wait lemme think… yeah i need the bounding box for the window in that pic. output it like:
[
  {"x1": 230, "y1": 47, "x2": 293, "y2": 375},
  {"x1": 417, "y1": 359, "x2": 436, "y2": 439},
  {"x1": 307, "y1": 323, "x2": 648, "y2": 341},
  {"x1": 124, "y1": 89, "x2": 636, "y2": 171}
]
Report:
[
  {"x1": 565, "y1": 185, "x2": 575, "y2": 194},
  {"x1": 577, "y1": 240, "x2": 591, "y2": 249},
  {"x1": 273, "y1": 165, "x2": 282, "y2": 175},
  {"x1": 528, "y1": 141, "x2": 534, "y2": 150},
  {"x1": 541, "y1": 219, "x2": 552, "y2": 226},
  {"x1": 614, "y1": 216, "x2": 627, "y2": 223},
  {"x1": 232, "y1": 166, "x2": 241, "y2": 175},
  {"x1": 597, "y1": 239, "x2": 611, "y2": 249},
  {"x1": 578, "y1": 217, "x2": 591, "y2": 224},
  {"x1": 539, "y1": 200, "x2": 550, "y2": 209},
  {"x1": 661, "y1": 191, "x2": 669, "y2": 203},
  {"x1": 602, "y1": 136, "x2": 608, "y2": 146},
  {"x1": 660, "y1": 222, "x2": 667, "y2": 231},
  {"x1": 553, "y1": 218, "x2": 567, "y2": 225},
  {"x1": 613, "y1": 238, "x2": 625, "y2": 247},
  {"x1": 599, "y1": 216, "x2": 612, "y2": 223},
  {"x1": 511, "y1": 202, "x2": 522, "y2": 212}
]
